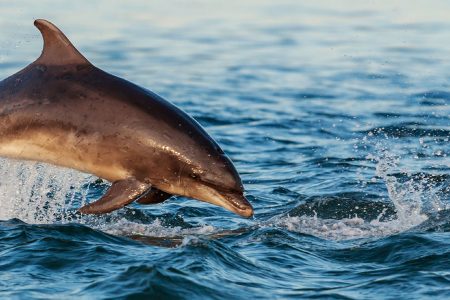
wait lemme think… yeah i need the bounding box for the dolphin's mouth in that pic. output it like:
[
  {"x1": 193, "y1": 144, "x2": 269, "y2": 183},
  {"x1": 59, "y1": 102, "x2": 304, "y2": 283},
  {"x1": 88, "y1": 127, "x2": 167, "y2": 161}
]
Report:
[
  {"x1": 190, "y1": 180, "x2": 253, "y2": 218},
  {"x1": 157, "y1": 181, "x2": 254, "y2": 218},
  {"x1": 221, "y1": 192, "x2": 254, "y2": 218}
]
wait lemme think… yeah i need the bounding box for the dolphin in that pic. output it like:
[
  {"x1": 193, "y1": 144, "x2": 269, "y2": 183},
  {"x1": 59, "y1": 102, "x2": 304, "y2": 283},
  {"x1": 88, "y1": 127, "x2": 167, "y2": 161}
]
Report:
[{"x1": 0, "y1": 19, "x2": 253, "y2": 217}]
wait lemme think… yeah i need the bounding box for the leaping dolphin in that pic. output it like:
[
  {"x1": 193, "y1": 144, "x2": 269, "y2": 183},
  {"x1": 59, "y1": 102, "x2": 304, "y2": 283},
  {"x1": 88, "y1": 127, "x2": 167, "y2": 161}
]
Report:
[{"x1": 0, "y1": 19, "x2": 253, "y2": 217}]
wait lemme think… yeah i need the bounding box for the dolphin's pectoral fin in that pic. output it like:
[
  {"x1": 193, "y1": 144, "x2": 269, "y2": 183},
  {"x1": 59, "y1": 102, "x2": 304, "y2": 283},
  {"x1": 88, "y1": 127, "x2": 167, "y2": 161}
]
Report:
[
  {"x1": 136, "y1": 188, "x2": 173, "y2": 205},
  {"x1": 79, "y1": 178, "x2": 150, "y2": 214}
]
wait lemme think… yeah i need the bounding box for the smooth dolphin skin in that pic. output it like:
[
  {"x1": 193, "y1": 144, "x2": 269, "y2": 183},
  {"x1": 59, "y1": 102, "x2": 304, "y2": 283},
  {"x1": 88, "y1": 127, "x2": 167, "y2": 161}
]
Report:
[{"x1": 0, "y1": 19, "x2": 253, "y2": 217}]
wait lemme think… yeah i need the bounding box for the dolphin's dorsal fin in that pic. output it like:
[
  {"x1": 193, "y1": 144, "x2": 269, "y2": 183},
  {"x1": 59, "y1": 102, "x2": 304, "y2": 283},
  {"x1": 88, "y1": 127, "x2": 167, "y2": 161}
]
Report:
[{"x1": 33, "y1": 19, "x2": 91, "y2": 66}]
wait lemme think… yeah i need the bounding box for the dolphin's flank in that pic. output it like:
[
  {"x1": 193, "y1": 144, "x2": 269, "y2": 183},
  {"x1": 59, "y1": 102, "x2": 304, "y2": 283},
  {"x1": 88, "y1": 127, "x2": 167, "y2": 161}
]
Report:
[{"x1": 0, "y1": 19, "x2": 253, "y2": 218}]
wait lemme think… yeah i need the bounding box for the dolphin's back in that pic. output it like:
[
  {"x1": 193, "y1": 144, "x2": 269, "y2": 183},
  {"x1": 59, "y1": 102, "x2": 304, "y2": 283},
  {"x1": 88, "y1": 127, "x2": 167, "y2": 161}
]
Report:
[
  {"x1": 0, "y1": 62, "x2": 222, "y2": 179},
  {"x1": 0, "y1": 47, "x2": 241, "y2": 186}
]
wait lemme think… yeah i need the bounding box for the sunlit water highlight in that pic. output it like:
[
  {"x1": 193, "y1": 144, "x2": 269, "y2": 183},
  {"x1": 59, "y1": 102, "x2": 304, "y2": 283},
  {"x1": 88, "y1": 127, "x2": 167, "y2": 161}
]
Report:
[{"x1": 0, "y1": 1, "x2": 449, "y2": 299}]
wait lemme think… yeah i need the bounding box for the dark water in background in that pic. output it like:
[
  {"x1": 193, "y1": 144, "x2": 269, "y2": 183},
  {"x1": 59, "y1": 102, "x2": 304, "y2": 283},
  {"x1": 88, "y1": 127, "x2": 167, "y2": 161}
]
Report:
[{"x1": 0, "y1": 1, "x2": 450, "y2": 299}]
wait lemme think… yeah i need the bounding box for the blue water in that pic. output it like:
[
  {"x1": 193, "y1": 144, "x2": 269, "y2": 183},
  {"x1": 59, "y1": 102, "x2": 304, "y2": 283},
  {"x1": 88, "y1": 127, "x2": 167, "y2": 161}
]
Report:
[{"x1": 0, "y1": 1, "x2": 450, "y2": 299}]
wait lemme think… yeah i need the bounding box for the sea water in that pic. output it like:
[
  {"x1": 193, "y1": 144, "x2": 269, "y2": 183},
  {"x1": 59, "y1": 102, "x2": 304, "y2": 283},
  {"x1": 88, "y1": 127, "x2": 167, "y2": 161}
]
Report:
[{"x1": 0, "y1": 1, "x2": 449, "y2": 298}]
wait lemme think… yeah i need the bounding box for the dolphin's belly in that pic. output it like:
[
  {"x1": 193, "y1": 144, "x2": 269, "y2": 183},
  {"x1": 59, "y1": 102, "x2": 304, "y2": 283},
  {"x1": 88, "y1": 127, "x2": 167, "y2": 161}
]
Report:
[{"x1": 0, "y1": 119, "x2": 130, "y2": 181}]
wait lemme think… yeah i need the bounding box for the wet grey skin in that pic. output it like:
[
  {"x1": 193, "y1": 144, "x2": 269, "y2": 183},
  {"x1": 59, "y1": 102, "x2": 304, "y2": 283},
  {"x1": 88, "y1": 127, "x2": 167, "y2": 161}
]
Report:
[{"x1": 0, "y1": 19, "x2": 253, "y2": 218}]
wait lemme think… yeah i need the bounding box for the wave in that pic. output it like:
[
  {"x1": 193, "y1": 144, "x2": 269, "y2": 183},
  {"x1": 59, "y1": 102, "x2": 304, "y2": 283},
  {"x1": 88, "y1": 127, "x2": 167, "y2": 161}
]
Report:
[
  {"x1": 360, "y1": 122, "x2": 450, "y2": 138},
  {"x1": 412, "y1": 90, "x2": 450, "y2": 106}
]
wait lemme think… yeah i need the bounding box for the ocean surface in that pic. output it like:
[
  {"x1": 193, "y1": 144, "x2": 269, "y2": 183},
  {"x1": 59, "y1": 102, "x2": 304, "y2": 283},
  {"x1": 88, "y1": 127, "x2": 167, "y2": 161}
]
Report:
[{"x1": 0, "y1": 1, "x2": 449, "y2": 299}]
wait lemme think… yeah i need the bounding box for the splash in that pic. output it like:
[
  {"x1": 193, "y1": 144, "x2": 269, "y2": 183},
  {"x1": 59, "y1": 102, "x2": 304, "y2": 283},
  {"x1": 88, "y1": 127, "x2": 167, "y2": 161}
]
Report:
[
  {"x1": 0, "y1": 158, "x2": 216, "y2": 241},
  {"x1": 0, "y1": 158, "x2": 90, "y2": 223},
  {"x1": 275, "y1": 215, "x2": 406, "y2": 240},
  {"x1": 99, "y1": 218, "x2": 215, "y2": 238},
  {"x1": 275, "y1": 136, "x2": 447, "y2": 241}
]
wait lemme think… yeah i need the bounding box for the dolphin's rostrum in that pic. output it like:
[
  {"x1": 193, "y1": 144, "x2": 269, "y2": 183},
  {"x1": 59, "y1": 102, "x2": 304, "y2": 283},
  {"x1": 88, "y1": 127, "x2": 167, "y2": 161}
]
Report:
[{"x1": 0, "y1": 19, "x2": 253, "y2": 217}]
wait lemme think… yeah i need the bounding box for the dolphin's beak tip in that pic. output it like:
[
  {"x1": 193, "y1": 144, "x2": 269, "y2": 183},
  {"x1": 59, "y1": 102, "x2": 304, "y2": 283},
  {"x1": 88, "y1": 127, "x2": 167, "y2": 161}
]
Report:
[
  {"x1": 241, "y1": 208, "x2": 254, "y2": 218},
  {"x1": 239, "y1": 203, "x2": 254, "y2": 218},
  {"x1": 235, "y1": 196, "x2": 254, "y2": 218}
]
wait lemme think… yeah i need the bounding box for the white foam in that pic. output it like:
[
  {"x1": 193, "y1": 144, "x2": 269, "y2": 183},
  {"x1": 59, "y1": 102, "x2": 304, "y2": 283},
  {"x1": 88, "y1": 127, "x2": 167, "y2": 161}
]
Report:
[
  {"x1": 0, "y1": 158, "x2": 217, "y2": 240},
  {"x1": 98, "y1": 217, "x2": 215, "y2": 237},
  {"x1": 273, "y1": 137, "x2": 446, "y2": 241},
  {"x1": 0, "y1": 158, "x2": 90, "y2": 223},
  {"x1": 273, "y1": 213, "x2": 428, "y2": 241}
]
